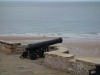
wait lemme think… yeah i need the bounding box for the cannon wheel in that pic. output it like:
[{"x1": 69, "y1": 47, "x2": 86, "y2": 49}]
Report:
[
  {"x1": 38, "y1": 53, "x2": 45, "y2": 58},
  {"x1": 29, "y1": 52, "x2": 37, "y2": 60},
  {"x1": 20, "y1": 51, "x2": 28, "y2": 58}
]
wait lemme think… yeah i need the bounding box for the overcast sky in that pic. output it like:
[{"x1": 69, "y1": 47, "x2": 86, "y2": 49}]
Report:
[{"x1": 0, "y1": 0, "x2": 100, "y2": 1}]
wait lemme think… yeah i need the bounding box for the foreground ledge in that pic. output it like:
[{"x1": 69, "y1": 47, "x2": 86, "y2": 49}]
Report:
[{"x1": 44, "y1": 46, "x2": 100, "y2": 75}]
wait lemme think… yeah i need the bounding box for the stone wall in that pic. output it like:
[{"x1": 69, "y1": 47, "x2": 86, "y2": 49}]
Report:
[
  {"x1": 44, "y1": 47, "x2": 96, "y2": 75},
  {"x1": 0, "y1": 41, "x2": 26, "y2": 53},
  {"x1": 15, "y1": 44, "x2": 27, "y2": 53},
  {"x1": 75, "y1": 60, "x2": 96, "y2": 75}
]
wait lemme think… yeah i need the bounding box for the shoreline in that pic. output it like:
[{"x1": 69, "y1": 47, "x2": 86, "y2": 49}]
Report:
[{"x1": 0, "y1": 34, "x2": 100, "y2": 57}]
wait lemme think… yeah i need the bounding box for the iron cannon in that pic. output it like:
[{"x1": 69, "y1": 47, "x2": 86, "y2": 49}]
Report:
[{"x1": 20, "y1": 37, "x2": 63, "y2": 60}]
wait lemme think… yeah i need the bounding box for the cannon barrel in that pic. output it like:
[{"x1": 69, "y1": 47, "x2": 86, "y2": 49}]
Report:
[{"x1": 26, "y1": 37, "x2": 62, "y2": 50}]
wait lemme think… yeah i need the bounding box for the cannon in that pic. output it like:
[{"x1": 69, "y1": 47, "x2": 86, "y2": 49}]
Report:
[{"x1": 20, "y1": 37, "x2": 63, "y2": 60}]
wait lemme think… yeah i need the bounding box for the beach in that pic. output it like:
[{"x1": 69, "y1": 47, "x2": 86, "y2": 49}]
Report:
[
  {"x1": 0, "y1": 34, "x2": 100, "y2": 57},
  {"x1": 0, "y1": 35, "x2": 100, "y2": 75},
  {"x1": 0, "y1": 34, "x2": 100, "y2": 56},
  {"x1": 63, "y1": 36, "x2": 100, "y2": 57}
]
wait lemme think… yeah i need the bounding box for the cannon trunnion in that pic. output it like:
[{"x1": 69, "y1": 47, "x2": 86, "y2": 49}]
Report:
[{"x1": 20, "y1": 37, "x2": 63, "y2": 60}]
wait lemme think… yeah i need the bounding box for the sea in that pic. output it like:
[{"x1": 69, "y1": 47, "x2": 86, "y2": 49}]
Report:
[{"x1": 0, "y1": 1, "x2": 100, "y2": 37}]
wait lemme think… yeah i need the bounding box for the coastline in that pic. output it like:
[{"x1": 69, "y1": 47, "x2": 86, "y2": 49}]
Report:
[{"x1": 0, "y1": 34, "x2": 100, "y2": 57}]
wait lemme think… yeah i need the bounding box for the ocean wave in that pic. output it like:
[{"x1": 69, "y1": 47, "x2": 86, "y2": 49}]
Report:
[{"x1": 0, "y1": 33, "x2": 100, "y2": 38}]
